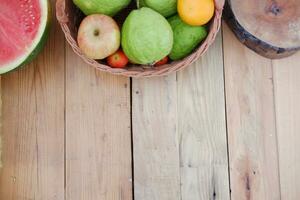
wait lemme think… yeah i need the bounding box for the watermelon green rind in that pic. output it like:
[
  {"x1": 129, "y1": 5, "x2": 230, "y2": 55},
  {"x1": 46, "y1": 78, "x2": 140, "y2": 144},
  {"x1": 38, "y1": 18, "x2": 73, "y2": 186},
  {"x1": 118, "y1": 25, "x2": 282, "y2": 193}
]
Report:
[{"x1": 0, "y1": 0, "x2": 51, "y2": 74}]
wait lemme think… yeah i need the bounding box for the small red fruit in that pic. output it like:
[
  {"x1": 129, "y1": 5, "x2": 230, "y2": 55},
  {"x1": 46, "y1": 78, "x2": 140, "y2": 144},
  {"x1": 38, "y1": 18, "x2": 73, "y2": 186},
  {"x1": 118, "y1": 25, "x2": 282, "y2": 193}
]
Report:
[
  {"x1": 155, "y1": 56, "x2": 169, "y2": 66},
  {"x1": 107, "y1": 50, "x2": 129, "y2": 68}
]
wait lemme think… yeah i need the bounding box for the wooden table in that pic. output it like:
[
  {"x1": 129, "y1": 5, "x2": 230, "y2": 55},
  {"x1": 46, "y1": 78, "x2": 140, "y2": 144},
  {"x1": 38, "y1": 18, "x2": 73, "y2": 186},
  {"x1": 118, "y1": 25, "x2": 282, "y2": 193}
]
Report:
[{"x1": 1, "y1": 1, "x2": 300, "y2": 199}]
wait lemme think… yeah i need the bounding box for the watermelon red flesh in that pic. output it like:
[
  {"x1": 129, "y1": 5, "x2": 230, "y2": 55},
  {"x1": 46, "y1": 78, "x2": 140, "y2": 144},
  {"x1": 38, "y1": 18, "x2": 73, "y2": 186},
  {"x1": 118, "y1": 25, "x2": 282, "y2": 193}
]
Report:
[{"x1": 0, "y1": 0, "x2": 48, "y2": 73}]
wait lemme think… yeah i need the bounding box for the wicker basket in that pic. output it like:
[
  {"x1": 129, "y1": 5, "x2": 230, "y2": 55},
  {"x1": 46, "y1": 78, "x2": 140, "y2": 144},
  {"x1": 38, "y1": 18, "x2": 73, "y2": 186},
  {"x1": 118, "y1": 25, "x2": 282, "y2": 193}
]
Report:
[{"x1": 56, "y1": 0, "x2": 225, "y2": 77}]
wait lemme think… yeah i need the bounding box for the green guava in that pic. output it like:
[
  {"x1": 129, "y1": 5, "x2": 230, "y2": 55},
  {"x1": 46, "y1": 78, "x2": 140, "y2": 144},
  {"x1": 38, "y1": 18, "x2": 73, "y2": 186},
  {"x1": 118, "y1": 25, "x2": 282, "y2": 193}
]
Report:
[
  {"x1": 139, "y1": 0, "x2": 177, "y2": 17},
  {"x1": 136, "y1": 0, "x2": 146, "y2": 8},
  {"x1": 122, "y1": 7, "x2": 173, "y2": 65},
  {"x1": 168, "y1": 15, "x2": 208, "y2": 60},
  {"x1": 73, "y1": 0, "x2": 131, "y2": 16}
]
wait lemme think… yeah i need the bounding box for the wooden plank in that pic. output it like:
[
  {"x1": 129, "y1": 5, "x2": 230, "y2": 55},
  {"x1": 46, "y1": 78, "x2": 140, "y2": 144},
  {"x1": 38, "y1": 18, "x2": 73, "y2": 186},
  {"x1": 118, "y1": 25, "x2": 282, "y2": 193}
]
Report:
[
  {"x1": 273, "y1": 52, "x2": 300, "y2": 200},
  {"x1": 177, "y1": 33, "x2": 230, "y2": 200},
  {"x1": 65, "y1": 46, "x2": 132, "y2": 200},
  {"x1": 223, "y1": 23, "x2": 281, "y2": 200},
  {"x1": 132, "y1": 75, "x2": 180, "y2": 200},
  {"x1": 0, "y1": 0, "x2": 65, "y2": 198}
]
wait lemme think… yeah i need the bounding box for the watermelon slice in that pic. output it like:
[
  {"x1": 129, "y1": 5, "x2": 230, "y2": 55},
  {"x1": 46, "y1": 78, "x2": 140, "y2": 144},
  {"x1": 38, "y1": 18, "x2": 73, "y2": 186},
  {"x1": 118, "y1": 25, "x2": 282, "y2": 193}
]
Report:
[{"x1": 0, "y1": 0, "x2": 50, "y2": 74}]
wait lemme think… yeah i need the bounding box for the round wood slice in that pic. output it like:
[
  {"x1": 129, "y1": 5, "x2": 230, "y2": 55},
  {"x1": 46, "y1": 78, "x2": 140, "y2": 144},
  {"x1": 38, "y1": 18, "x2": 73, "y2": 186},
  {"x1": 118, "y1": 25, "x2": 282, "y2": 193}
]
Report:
[{"x1": 224, "y1": 0, "x2": 300, "y2": 59}]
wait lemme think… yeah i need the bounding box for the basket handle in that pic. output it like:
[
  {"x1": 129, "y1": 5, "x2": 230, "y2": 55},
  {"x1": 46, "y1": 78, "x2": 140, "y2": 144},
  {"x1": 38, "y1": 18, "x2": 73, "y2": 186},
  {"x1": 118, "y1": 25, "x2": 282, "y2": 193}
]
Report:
[
  {"x1": 215, "y1": 0, "x2": 225, "y2": 11},
  {"x1": 56, "y1": 0, "x2": 68, "y2": 23}
]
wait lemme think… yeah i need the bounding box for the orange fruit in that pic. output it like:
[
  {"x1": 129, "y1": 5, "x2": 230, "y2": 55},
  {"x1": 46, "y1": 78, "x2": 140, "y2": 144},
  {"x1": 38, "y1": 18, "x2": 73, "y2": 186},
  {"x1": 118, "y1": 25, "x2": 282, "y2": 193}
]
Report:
[{"x1": 178, "y1": 0, "x2": 215, "y2": 26}]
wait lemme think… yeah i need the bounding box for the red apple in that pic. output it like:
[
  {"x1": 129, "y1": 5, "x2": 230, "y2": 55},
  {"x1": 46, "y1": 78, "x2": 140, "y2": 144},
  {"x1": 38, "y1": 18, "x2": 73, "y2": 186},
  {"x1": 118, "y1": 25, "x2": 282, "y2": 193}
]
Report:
[
  {"x1": 77, "y1": 14, "x2": 120, "y2": 59},
  {"x1": 107, "y1": 50, "x2": 129, "y2": 68},
  {"x1": 155, "y1": 56, "x2": 169, "y2": 66}
]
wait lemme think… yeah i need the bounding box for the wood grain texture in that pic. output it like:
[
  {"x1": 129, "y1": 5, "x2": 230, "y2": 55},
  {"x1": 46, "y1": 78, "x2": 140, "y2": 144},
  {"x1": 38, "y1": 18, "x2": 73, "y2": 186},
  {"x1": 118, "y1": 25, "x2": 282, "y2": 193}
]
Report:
[
  {"x1": 224, "y1": 0, "x2": 300, "y2": 59},
  {"x1": 0, "y1": 0, "x2": 65, "y2": 198},
  {"x1": 177, "y1": 33, "x2": 230, "y2": 200},
  {"x1": 65, "y1": 45, "x2": 132, "y2": 200},
  {"x1": 273, "y1": 52, "x2": 300, "y2": 200},
  {"x1": 229, "y1": 0, "x2": 300, "y2": 48},
  {"x1": 223, "y1": 23, "x2": 281, "y2": 200},
  {"x1": 132, "y1": 75, "x2": 180, "y2": 200}
]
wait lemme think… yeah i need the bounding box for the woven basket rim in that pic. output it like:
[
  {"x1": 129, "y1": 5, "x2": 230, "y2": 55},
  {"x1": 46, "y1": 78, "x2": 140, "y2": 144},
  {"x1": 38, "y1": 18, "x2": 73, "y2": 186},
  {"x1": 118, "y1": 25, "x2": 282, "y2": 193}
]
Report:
[{"x1": 56, "y1": 0, "x2": 225, "y2": 77}]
